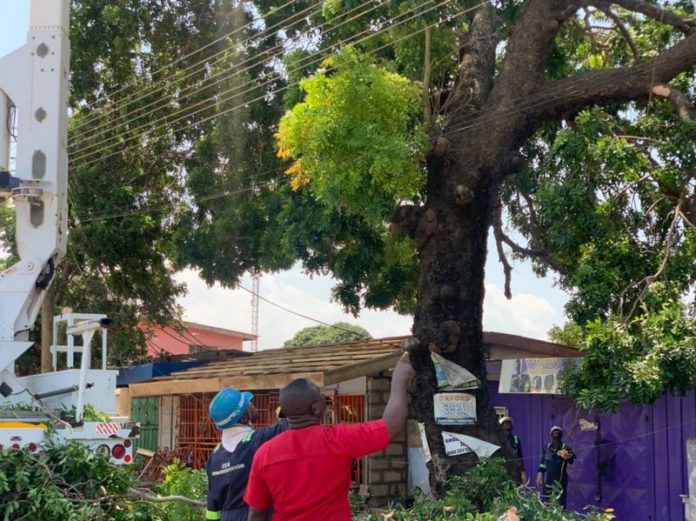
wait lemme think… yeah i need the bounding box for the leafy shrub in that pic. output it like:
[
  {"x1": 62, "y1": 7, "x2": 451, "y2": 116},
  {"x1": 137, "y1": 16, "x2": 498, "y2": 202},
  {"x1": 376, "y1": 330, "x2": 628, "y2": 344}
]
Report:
[
  {"x1": 355, "y1": 458, "x2": 615, "y2": 521},
  {"x1": 561, "y1": 289, "x2": 696, "y2": 412},
  {"x1": 150, "y1": 461, "x2": 207, "y2": 521},
  {"x1": 0, "y1": 443, "x2": 208, "y2": 521},
  {"x1": 0, "y1": 442, "x2": 142, "y2": 521}
]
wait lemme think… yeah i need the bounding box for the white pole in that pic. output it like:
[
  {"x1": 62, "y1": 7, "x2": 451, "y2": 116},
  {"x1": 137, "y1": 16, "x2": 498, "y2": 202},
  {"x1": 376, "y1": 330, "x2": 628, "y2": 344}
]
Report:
[
  {"x1": 0, "y1": 90, "x2": 9, "y2": 172},
  {"x1": 51, "y1": 317, "x2": 58, "y2": 371},
  {"x1": 101, "y1": 329, "x2": 107, "y2": 370},
  {"x1": 75, "y1": 329, "x2": 93, "y2": 423},
  {"x1": 67, "y1": 316, "x2": 74, "y2": 368}
]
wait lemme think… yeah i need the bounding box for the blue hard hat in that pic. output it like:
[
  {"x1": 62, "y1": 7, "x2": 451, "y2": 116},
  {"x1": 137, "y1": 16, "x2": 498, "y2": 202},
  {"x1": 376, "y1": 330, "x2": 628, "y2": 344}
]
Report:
[{"x1": 209, "y1": 388, "x2": 253, "y2": 430}]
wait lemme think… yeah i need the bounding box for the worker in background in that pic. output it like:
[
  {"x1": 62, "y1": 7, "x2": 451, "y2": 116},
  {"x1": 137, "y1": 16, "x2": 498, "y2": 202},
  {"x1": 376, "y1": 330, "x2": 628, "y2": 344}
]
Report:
[
  {"x1": 536, "y1": 425, "x2": 576, "y2": 508},
  {"x1": 206, "y1": 388, "x2": 288, "y2": 521},
  {"x1": 499, "y1": 416, "x2": 526, "y2": 483},
  {"x1": 245, "y1": 353, "x2": 415, "y2": 521}
]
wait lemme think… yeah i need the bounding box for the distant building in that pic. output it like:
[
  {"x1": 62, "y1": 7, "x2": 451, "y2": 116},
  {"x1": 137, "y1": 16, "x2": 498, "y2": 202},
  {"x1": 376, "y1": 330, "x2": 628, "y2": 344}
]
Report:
[{"x1": 140, "y1": 321, "x2": 256, "y2": 357}]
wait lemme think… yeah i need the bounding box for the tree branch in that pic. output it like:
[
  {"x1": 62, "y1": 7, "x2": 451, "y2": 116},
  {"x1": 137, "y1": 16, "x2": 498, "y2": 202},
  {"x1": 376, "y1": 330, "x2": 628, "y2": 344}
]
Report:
[
  {"x1": 618, "y1": 202, "x2": 682, "y2": 321},
  {"x1": 389, "y1": 204, "x2": 423, "y2": 240},
  {"x1": 423, "y1": 26, "x2": 432, "y2": 123},
  {"x1": 535, "y1": 32, "x2": 696, "y2": 122},
  {"x1": 598, "y1": 0, "x2": 695, "y2": 35},
  {"x1": 127, "y1": 488, "x2": 205, "y2": 509},
  {"x1": 598, "y1": 6, "x2": 640, "y2": 61},
  {"x1": 489, "y1": 0, "x2": 580, "y2": 107},
  {"x1": 493, "y1": 200, "x2": 513, "y2": 299},
  {"x1": 500, "y1": 180, "x2": 571, "y2": 276},
  {"x1": 651, "y1": 83, "x2": 695, "y2": 121},
  {"x1": 449, "y1": 3, "x2": 499, "y2": 114}
]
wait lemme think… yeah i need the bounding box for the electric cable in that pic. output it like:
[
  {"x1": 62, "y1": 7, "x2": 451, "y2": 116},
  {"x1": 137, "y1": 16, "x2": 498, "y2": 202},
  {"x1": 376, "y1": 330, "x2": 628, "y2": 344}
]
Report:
[
  {"x1": 70, "y1": 0, "x2": 381, "y2": 144},
  {"x1": 69, "y1": 46, "x2": 694, "y2": 224},
  {"x1": 69, "y1": 0, "x2": 466, "y2": 165},
  {"x1": 73, "y1": 16, "x2": 691, "y2": 171},
  {"x1": 71, "y1": 0, "x2": 305, "y2": 128}
]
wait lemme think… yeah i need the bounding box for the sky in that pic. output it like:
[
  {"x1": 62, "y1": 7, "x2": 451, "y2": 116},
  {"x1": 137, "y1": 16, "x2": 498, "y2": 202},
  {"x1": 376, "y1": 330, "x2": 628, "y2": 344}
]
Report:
[{"x1": 1, "y1": 1, "x2": 571, "y2": 350}]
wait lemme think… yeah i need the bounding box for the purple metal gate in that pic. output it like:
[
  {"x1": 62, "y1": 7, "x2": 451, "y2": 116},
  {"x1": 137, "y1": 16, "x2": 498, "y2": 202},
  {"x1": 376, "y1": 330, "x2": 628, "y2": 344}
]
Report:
[{"x1": 489, "y1": 382, "x2": 696, "y2": 521}]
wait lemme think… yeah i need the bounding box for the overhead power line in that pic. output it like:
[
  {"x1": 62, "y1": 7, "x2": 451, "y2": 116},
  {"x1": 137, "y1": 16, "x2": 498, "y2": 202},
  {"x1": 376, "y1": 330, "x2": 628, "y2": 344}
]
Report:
[
  {"x1": 72, "y1": 0, "x2": 305, "y2": 128},
  {"x1": 69, "y1": 0, "x2": 452, "y2": 162},
  {"x1": 72, "y1": 24, "x2": 690, "y2": 223},
  {"x1": 237, "y1": 284, "x2": 403, "y2": 350},
  {"x1": 69, "y1": 47, "x2": 696, "y2": 225},
  {"x1": 70, "y1": 0, "x2": 325, "y2": 140},
  {"x1": 70, "y1": 0, "x2": 470, "y2": 168}
]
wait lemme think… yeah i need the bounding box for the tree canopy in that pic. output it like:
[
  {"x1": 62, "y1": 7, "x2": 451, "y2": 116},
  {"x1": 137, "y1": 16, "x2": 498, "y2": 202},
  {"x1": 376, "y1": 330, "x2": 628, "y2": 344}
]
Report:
[
  {"x1": 14, "y1": 0, "x2": 694, "y2": 485},
  {"x1": 165, "y1": 0, "x2": 696, "y2": 481},
  {"x1": 283, "y1": 322, "x2": 372, "y2": 347}
]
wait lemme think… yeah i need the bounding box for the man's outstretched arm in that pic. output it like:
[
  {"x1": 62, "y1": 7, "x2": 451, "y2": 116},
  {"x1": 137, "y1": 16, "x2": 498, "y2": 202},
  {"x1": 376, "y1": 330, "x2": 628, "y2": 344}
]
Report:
[{"x1": 382, "y1": 353, "x2": 415, "y2": 439}]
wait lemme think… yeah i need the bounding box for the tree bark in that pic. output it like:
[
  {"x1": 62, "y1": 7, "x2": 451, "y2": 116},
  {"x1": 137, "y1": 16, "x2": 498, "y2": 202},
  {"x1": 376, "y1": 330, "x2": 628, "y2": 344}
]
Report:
[
  {"x1": 410, "y1": 139, "x2": 512, "y2": 492},
  {"x1": 40, "y1": 285, "x2": 57, "y2": 373}
]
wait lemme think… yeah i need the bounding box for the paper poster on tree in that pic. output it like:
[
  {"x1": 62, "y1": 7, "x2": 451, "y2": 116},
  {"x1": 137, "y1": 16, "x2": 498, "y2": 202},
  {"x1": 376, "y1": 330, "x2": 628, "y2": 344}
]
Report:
[
  {"x1": 442, "y1": 432, "x2": 473, "y2": 456},
  {"x1": 433, "y1": 393, "x2": 476, "y2": 425}
]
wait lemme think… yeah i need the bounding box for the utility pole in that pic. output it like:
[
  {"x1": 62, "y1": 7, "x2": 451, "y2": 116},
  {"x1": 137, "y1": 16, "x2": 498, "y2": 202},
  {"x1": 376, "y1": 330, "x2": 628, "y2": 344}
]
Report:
[{"x1": 250, "y1": 273, "x2": 260, "y2": 352}]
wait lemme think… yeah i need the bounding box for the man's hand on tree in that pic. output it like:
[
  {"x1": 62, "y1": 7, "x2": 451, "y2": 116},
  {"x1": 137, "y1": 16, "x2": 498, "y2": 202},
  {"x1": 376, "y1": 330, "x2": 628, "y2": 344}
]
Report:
[
  {"x1": 536, "y1": 473, "x2": 544, "y2": 488},
  {"x1": 393, "y1": 352, "x2": 416, "y2": 384}
]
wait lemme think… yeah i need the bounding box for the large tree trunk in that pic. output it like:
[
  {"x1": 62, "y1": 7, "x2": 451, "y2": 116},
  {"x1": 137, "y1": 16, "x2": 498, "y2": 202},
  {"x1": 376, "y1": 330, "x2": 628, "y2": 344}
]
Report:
[{"x1": 410, "y1": 146, "x2": 510, "y2": 493}]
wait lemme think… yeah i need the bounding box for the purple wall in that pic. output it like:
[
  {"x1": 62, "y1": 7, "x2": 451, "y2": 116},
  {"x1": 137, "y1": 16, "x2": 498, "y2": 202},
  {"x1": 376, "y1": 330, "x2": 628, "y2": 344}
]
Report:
[{"x1": 489, "y1": 382, "x2": 696, "y2": 521}]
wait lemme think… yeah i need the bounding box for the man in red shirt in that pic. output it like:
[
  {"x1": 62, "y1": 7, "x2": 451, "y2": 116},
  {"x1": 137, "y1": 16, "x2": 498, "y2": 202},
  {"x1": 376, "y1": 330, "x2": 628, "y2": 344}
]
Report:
[{"x1": 245, "y1": 353, "x2": 415, "y2": 521}]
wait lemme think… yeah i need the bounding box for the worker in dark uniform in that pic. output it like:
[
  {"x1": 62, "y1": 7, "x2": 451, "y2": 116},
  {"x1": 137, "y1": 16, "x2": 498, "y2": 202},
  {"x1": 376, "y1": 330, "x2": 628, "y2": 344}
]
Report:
[
  {"x1": 536, "y1": 425, "x2": 575, "y2": 508},
  {"x1": 499, "y1": 416, "x2": 526, "y2": 482},
  {"x1": 206, "y1": 388, "x2": 287, "y2": 521}
]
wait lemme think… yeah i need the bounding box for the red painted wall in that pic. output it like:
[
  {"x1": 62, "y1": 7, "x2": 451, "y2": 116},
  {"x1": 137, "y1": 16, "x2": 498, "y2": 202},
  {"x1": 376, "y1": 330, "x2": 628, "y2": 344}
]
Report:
[{"x1": 141, "y1": 322, "x2": 250, "y2": 357}]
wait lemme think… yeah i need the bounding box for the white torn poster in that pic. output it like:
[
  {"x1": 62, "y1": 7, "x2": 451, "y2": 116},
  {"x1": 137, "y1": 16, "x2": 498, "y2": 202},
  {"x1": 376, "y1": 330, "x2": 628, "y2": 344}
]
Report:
[
  {"x1": 418, "y1": 422, "x2": 432, "y2": 463},
  {"x1": 442, "y1": 431, "x2": 500, "y2": 458},
  {"x1": 434, "y1": 392, "x2": 477, "y2": 425},
  {"x1": 431, "y1": 352, "x2": 480, "y2": 390},
  {"x1": 442, "y1": 431, "x2": 473, "y2": 456}
]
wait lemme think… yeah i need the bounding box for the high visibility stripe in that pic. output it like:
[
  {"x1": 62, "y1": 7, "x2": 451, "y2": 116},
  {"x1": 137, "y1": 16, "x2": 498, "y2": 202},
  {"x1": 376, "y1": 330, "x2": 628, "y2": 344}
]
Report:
[{"x1": 206, "y1": 510, "x2": 221, "y2": 520}]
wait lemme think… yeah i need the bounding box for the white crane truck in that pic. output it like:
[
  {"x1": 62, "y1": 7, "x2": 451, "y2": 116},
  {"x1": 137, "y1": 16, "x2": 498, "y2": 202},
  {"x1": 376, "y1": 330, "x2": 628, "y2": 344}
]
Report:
[{"x1": 0, "y1": 0, "x2": 137, "y2": 464}]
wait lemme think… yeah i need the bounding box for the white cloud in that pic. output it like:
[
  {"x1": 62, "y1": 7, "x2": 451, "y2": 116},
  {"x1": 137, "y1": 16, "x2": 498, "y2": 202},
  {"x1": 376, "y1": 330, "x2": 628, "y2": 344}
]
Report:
[
  {"x1": 482, "y1": 283, "x2": 561, "y2": 340},
  {"x1": 175, "y1": 267, "x2": 411, "y2": 350},
  {"x1": 175, "y1": 267, "x2": 563, "y2": 350}
]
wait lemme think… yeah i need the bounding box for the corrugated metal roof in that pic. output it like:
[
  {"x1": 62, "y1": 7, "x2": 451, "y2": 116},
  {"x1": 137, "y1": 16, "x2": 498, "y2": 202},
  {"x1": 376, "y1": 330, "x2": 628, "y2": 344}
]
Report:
[{"x1": 129, "y1": 333, "x2": 579, "y2": 397}]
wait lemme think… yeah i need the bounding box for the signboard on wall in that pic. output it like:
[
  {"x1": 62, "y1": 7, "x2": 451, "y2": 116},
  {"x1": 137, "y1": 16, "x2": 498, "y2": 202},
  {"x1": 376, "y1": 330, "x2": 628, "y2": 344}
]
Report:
[
  {"x1": 433, "y1": 393, "x2": 476, "y2": 425},
  {"x1": 499, "y1": 358, "x2": 569, "y2": 394}
]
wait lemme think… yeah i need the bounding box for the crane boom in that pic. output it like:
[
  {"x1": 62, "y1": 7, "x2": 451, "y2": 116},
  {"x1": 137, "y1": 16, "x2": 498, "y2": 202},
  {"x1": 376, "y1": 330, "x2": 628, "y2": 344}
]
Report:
[
  {"x1": 0, "y1": 0, "x2": 70, "y2": 387},
  {"x1": 0, "y1": 2, "x2": 139, "y2": 463}
]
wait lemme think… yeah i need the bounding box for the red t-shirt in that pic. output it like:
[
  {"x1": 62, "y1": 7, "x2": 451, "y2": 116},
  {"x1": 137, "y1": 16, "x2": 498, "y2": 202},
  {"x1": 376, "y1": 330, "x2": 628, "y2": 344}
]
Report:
[{"x1": 244, "y1": 420, "x2": 390, "y2": 520}]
